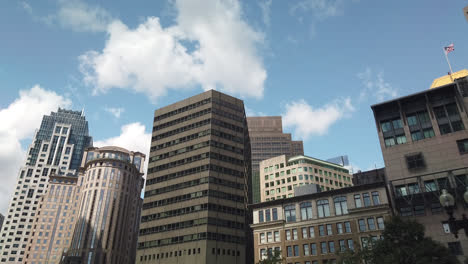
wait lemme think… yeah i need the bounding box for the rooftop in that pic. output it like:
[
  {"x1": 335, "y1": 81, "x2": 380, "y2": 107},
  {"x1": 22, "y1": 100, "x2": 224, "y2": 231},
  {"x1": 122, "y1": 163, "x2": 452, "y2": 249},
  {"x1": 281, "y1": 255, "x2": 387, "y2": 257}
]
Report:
[{"x1": 430, "y1": 69, "x2": 468, "y2": 89}]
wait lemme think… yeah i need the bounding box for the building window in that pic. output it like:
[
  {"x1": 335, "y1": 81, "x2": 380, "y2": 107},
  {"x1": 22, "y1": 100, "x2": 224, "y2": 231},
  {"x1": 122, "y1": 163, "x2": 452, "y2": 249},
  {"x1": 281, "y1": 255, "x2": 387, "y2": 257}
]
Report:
[
  {"x1": 408, "y1": 183, "x2": 420, "y2": 194},
  {"x1": 337, "y1": 223, "x2": 344, "y2": 234},
  {"x1": 407, "y1": 111, "x2": 434, "y2": 142},
  {"x1": 334, "y1": 196, "x2": 348, "y2": 215},
  {"x1": 347, "y1": 239, "x2": 354, "y2": 251},
  {"x1": 381, "y1": 118, "x2": 406, "y2": 147},
  {"x1": 293, "y1": 229, "x2": 298, "y2": 240},
  {"x1": 267, "y1": 232, "x2": 273, "y2": 242},
  {"x1": 284, "y1": 205, "x2": 296, "y2": 222},
  {"x1": 317, "y1": 199, "x2": 330, "y2": 218},
  {"x1": 362, "y1": 193, "x2": 371, "y2": 207},
  {"x1": 272, "y1": 208, "x2": 278, "y2": 220},
  {"x1": 328, "y1": 241, "x2": 335, "y2": 253},
  {"x1": 326, "y1": 224, "x2": 333, "y2": 235},
  {"x1": 260, "y1": 249, "x2": 266, "y2": 260},
  {"x1": 287, "y1": 246, "x2": 293, "y2": 257},
  {"x1": 371, "y1": 191, "x2": 380, "y2": 205},
  {"x1": 300, "y1": 202, "x2": 313, "y2": 220},
  {"x1": 260, "y1": 233, "x2": 265, "y2": 244},
  {"x1": 286, "y1": 230, "x2": 291, "y2": 241},
  {"x1": 395, "y1": 185, "x2": 408, "y2": 196},
  {"x1": 319, "y1": 225, "x2": 325, "y2": 236},
  {"x1": 344, "y1": 221, "x2": 351, "y2": 233},
  {"x1": 293, "y1": 245, "x2": 299, "y2": 256},
  {"x1": 303, "y1": 244, "x2": 310, "y2": 256},
  {"x1": 400, "y1": 207, "x2": 413, "y2": 216},
  {"x1": 424, "y1": 180, "x2": 437, "y2": 192},
  {"x1": 339, "y1": 240, "x2": 346, "y2": 252},
  {"x1": 258, "y1": 210, "x2": 264, "y2": 223},
  {"x1": 310, "y1": 243, "x2": 317, "y2": 255},
  {"x1": 457, "y1": 139, "x2": 468, "y2": 154},
  {"x1": 302, "y1": 227, "x2": 308, "y2": 239},
  {"x1": 358, "y1": 219, "x2": 366, "y2": 232},
  {"x1": 274, "y1": 231, "x2": 280, "y2": 242},
  {"x1": 354, "y1": 194, "x2": 362, "y2": 208},
  {"x1": 367, "y1": 218, "x2": 376, "y2": 230},
  {"x1": 448, "y1": 242, "x2": 463, "y2": 256},
  {"x1": 265, "y1": 209, "x2": 271, "y2": 221},
  {"x1": 434, "y1": 103, "x2": 465, "y2": 135},
  {"x1": 406, "y1": 153, "x2": 425, "y2": 170},
  {"x1": 377, "y1": 217, "x2": 385, "y2": 229},
  {"x1": 320, "y1": 242, "x2": 328, "y2": 254}
]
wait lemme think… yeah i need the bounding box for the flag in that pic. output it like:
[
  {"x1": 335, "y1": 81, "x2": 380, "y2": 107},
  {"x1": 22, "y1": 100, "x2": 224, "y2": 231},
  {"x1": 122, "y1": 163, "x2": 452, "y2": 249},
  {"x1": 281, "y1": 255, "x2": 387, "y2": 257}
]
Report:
[{"x1": 444, "y1": 43, "x2": 454, "y2": 55}]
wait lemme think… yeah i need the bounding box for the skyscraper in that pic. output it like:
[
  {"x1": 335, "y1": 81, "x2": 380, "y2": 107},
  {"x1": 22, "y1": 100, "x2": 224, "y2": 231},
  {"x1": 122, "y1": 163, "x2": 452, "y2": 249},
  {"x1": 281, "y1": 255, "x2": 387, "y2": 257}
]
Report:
[
  {"x1": 136, "y1": 90, "x2": 252, "y2": 264},
  {"x1": 247, "y1": 116, "x2": 304, "y2": 203},
  {"x1": 0, "y1": 108, "x2": 92, "y2": 263}
]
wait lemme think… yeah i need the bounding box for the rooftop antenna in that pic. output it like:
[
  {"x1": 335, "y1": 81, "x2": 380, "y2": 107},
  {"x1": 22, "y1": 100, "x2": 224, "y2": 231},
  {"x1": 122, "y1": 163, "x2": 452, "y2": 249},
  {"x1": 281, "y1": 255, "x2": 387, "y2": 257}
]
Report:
[{"x1": 81, "y1": 107, "x2": 85, "y2": 117}]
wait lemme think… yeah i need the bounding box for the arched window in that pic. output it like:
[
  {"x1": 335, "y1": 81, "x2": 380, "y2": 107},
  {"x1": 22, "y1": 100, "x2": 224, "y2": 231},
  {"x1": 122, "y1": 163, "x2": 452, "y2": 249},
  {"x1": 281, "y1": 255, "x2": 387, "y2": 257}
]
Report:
[
  {"x1": 317, "y1": 199, "x2": 330, "y2": 218},
  {"x1": 334, "y1": 196, "x2": 348, "y2": 215},
  {"x1": 284, "y1": 205, "x2": 296, "y2": 222},
  {"x1": 300, "y1": 202, "x2": 313, "y2": 220}
]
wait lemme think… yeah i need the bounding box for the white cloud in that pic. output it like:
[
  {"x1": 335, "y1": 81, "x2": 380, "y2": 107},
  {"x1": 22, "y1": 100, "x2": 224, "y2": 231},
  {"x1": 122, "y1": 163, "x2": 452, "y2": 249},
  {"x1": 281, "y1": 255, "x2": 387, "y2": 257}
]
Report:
[
  {"x1": 79, "y1": 0, "x2": 266, "y2": 102},
  {"x1": 22, "y1": 0, "x2": 113, "y2": 32},
  {"x1": 259, "y1": 0, "x2": 272, "y2": 27},
  {"x1": 94, "y1": 123, "x2": 151, "y2": 178},
  {"x1": 0, "y1": 85, "x2": 71, "y2": 214},
  {"x1": 283, "y1": 98, "x2": 354, "y2": 139},
  {"x1": 104, "y1": 107, "x2": 125, "y2": 118},
  {"x1": 358, "y1": 67, "x2": 398, "y2": 102},
  {"x1": 290, "y1": 0, "x2": 344, "y2": 20}
]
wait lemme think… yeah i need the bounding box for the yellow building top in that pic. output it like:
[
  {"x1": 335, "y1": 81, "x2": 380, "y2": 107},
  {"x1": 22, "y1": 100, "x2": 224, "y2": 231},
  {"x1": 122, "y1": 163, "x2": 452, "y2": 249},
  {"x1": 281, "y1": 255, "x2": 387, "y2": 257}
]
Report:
[{"x1": 430, "y1": 69, "x2": 468, "y2": 89}]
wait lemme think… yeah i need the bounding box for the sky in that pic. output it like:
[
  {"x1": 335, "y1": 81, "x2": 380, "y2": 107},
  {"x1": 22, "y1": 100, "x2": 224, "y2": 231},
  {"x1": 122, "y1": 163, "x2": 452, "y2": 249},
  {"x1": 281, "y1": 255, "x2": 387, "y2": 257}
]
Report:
[{"x1": 0, "y1": 0, "x2": 467, "y2": 214}]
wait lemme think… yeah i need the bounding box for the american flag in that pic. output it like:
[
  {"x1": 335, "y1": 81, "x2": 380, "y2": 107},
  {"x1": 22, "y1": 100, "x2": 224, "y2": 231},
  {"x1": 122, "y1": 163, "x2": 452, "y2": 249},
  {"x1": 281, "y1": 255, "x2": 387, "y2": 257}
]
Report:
[{"x1": 444, "y1": 43, "x2": 454, "y2": 55}]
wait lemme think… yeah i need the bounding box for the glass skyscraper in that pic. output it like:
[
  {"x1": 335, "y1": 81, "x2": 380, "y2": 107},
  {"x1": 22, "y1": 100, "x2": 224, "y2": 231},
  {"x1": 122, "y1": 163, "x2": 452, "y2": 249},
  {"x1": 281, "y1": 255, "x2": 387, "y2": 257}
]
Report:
[{"x1": 0, "y1": 108, "x2": 92, "y2": 263}]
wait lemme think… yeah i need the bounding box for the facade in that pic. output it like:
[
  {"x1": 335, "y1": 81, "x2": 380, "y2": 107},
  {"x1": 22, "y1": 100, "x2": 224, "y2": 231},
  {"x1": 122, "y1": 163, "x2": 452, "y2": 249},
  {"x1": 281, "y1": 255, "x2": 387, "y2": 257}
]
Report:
[
  {"x1": 352, "y1": 168, "x2": 386, "y2": 186},
  {"x1": 251, "y1": 183, "x2": 391, "y2": 264},
  {"x1": 136, "y1": 90, "x2": 252, "y2": 264},
  {"x1": 371, "y1": 74, "x2": 468, "y2": 259},
  {"x1": 23, "y1": 175, "x2": 80, "y2": 264},
  {"x1": 0, "y1": 215, "x2": 3, "y2": 237},
  {"x1": 260, "y1": 155, "x2": 353, "y2": 202},
  {"x1": 247, "y1": 116, "x2": 304, "y2": 204},
  {"x1": 0, "y1": 108, "x2": 92, "y2": 263}
]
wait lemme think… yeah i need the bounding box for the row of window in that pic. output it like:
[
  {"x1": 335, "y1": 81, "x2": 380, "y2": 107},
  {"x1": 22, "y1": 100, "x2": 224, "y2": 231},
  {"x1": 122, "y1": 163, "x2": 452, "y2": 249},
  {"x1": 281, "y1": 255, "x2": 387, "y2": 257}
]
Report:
[
  {"x1": 140, "y1": 247, "x2": 241, "y2": 262},
  {"x1": 154, "y1": 98, "x2": 211, "y2": 122},
  {"x1": 285, "y1": 239, "x2": 354, "y2": 257},
  {"x1": 263, "y1": 166, "x2": 351, "y2": 182},
  {"x1": 153, "y1": 108, "x2": 211, "y2": 131},
  {"x1": 139, "y1": 217, "x2": 244, "y2": 236},
  {"x1": 138, "y1": 232, "x2": 245, "y2": 249}
]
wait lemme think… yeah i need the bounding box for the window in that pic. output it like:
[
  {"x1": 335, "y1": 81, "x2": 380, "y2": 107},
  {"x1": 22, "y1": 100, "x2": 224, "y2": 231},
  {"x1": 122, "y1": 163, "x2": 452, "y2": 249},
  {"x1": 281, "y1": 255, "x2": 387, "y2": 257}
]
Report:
[
  {"x1": 326, "y1": 224, "x2": 333, "y2": 235},
  {"x1": 381, "y1": 118, "x2": 406, "y2": 147},
  {"x1": 309, "y1": 226, "x2": 315, "y2": 238},
  {"x1": 259, "y1": 210, "x2": 264, "y2": 223},
  {"x1": 328, "y1": 241, "x2": 335, "y2": 253},
  {"x1": 334, "y1": 196, "x2": 348, "y2": 215},
  {"x1": 272, "y1": 208, "x2": 278, "y2": 220},
  {"x1": 344, "y1": 222, "x2": 351, "y2": 233},
  {"x1": 457, "y1": 139, "x2": 468, "y2": 154},
  {"x1": 310, "y1": 243, "x2": 317, "y2": 255},
  {"x1": 267, "y1": 232, "x2": 273, "y2": 242},
  {"x1": 358, "y1": 219, "x2": 366, "y2": 232},
  {"x1": 260, "y1": 249, "x2": 266, "y2": 260},
  {"x1": 424, "y1": 180, "x2": 437, "y2": 192},
  {"x1": 339, "y1": 240, "x2": 346, "y2": 252},
  {"x1": 274, "y1": 231, "x2": 280, "y2": 242},
  {"x1": 286, "y1": 230, "x2": 291, "y2": 241},
  {"x1": 408, "y1": 183, "x2": 420, "y2": 194},
  {"x1": 361, "y1": 237, "x2": 369, "y2": 248},
  {"x1": 336, "y1": 223, "x2": 344, "y2": 234},
  {"x1": 265, "y1": 209, "x2": 271, "y2": 222},
  {"x1": 260, "y1": 233, "x2": 265, "y2": 244},
  {"x1": 300, "y1": 202, "x2": 313, "y2": 220},
  {"x1": 406, "y1": 153, "x2": 425, "y2": 170},
  {"x1": 434, "y1": 103, "x2": 464, "y2": 135},
  {"x1": 287, "y1": 246, "x2": 293, "y2": 257},
  {"x1": 377, "y1": 217, "x2": 385, "y2": 229},
  {"x1": 303, "y1": 244, "x2": 310, "y2": 256},
  {"x1": 317, "y1": 199, "x2": 330, "y2": 218},
  {"x1": 354, "y1": 194, "x2": 362, "y2": 208},
  {"x1": 396, "y1": 185, "x2": 408, "y2": 196},
  {"x1": 293, "y1": 229, "x2": 298, "y2": 240},
  {"x1": 302, "y1": 227, "x2": 308, "y2": 239},
  {"x1": 347, "y1": 239, "x2": 354, "y2": 251},
  {"x1": 321, "y1": 242, "x2": 328, "y2": 254},
  {"x1": 448, "y1": 242, "x2": 463, "y2": 256},
  {"x1": 371, "y1": 191, "x2": 380, "y2": 205},
  {"x1": 407, "y1": 111, "x2": 434, "y2": 142},
  {"x1": 284, "y1": 205, "x2": 296, "y2": 222},
  {"x1": 362, "y1": 193, "x2": 371, "y2": 207},
  {"x1": 367, "y1": 218, "x2": 376, "y2": 230},
  {"x1": 319, "y1": 225, "x2": 325, "y2": 236},
  {"x1": 293, "y1": 245, "x2": 299, "y2": 257}
]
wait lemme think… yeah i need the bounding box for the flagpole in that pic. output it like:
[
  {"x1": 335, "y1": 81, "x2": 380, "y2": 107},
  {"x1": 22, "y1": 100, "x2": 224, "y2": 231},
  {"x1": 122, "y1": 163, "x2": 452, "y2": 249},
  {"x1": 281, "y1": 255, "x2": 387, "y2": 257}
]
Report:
[{"x1": 443, "y1": 47, "x2": 454, "y2": 75}]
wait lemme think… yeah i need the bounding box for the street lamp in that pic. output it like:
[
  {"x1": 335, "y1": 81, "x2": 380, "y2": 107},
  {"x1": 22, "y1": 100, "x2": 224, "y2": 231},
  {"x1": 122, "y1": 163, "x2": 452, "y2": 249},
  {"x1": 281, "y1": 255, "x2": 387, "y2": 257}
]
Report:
[{"x1": 439, "y1": 188, "x2": 468, "y2": 238}]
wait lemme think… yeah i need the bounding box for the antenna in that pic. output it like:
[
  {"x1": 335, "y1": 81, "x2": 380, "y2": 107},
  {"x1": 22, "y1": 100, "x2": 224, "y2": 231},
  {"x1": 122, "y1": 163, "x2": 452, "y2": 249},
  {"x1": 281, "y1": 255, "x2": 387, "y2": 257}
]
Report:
[{"x1": 81, "y1": 108, "x2": 85, "y2": 117}]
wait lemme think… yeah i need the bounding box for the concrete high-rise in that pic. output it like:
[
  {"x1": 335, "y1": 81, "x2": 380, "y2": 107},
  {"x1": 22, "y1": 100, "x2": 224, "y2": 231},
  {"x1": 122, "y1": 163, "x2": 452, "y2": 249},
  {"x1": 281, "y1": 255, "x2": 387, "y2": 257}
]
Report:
[
  {"x1": 23, "y1": 146, "x2": 145, "y2": 264},
  {"x1": 247, "y1": 116, "x2": 304, "y2": 203},
  {"x1": 136, "y1": 90, "x2": 252, "y2": 264},
  {"x1": 0, "y1": 108, "x2": 92, "y2": 263},
  {"x1": 371, "y1": 73, "x2": 468, "y2": 260}
]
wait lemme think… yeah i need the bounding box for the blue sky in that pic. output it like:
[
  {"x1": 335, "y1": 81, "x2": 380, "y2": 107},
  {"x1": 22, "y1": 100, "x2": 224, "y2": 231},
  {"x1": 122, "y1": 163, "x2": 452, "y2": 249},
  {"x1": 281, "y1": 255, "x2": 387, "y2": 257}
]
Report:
[{"x1": 0, "y1": 0, "x2": 467, "y2": 211}]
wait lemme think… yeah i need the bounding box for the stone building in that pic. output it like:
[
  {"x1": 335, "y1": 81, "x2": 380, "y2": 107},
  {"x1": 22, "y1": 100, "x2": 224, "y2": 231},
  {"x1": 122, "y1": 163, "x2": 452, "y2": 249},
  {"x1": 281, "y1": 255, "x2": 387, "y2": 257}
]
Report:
[{"x1": 250, "y1": 183, "x2": 391, "y2": 264}]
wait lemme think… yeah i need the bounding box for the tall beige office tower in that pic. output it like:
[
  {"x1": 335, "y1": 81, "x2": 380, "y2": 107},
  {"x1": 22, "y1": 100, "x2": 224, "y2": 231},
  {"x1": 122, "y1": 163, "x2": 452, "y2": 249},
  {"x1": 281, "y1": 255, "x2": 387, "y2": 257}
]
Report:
[
  {"x1": 23, "y1": 146, "x2": 145, "y2": 264},
  {"x1": 0, "y1": 109, "x2": 92, "y2": 264},
  {"x1": 247, "y1": 116, "x2": 304, "y2": 203},
  {"x1": 136, "y1": 90, "x2": 252, "y2": 264}
]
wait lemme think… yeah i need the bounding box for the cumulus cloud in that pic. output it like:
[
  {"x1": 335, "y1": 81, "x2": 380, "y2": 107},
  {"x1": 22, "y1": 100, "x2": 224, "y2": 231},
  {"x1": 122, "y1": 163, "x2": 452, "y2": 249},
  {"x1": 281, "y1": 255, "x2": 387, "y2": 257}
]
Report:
[
  {"x1": 22, "y1": 0, "x2": 113, "y2": 32},
  {"x1": 79, "y1": 0, "x2": 266, "y2": 102},
  {"x1": 358, "y1": 67, "x2": 398, "y2": 102},
  {"x1": 94, "y1": 123, "x2": 151, "y2": 178},
  {"x1": 283, "y1": 98, "x2": 354, "y2": 139},
  {"x1": 0, "y1": 85, "x2": 71, "y2": 214},
  {"x1": 104, "y1": 107, "x2": 125, "y2": 118}
]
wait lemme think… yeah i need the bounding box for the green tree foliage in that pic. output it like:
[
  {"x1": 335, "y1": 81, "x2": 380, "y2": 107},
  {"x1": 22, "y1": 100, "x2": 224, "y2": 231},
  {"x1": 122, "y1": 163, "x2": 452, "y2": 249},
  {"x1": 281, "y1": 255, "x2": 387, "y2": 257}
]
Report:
[{"x1": 338, "y1": 216, "x2": 460, "y2": 264}]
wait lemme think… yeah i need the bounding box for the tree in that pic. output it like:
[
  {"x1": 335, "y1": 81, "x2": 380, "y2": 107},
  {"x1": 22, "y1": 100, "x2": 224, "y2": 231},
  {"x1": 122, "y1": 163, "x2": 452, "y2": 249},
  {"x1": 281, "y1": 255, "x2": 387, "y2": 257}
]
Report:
[
  {"x1": 257, "y1": 248, "x2": 284, "y2": 264},
  {"x1": 338, "y1": 216, "x2": 460, "y2": 264}
]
